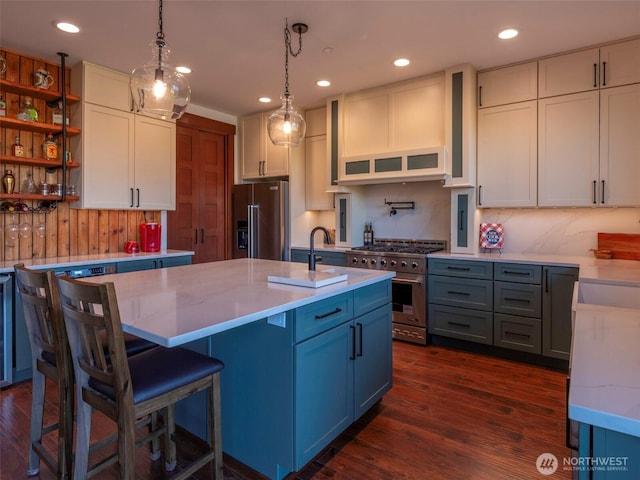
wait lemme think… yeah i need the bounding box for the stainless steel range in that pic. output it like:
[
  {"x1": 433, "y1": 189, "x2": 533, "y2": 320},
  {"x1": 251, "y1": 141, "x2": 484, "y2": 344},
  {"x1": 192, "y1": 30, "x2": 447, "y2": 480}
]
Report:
[{"x1": 346, "y1": 239, "x2": 446, "y2": 345}]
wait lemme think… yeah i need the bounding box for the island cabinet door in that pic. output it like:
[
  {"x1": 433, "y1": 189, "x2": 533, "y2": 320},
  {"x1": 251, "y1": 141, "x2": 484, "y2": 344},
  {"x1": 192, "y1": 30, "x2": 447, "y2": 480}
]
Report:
[
  {"x1": 295, "y1": 321, "x2": 354, "y2": 470},
  {"x1": 353, "y1": 303, "x2": 393, "y2": 419}
]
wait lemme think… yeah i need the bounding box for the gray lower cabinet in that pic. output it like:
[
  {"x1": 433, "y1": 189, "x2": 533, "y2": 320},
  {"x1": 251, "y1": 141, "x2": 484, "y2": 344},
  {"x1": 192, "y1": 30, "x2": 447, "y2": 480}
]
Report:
[
  {"x1": 542, "y1": 266, "x2": 579, "y2": 360},
  {"x1": 428, "y1": 259, "x2": 575, "y2": 360},
  {"x1": 116, "y1": 254, "x2": 192, "y2": 272},
  {"x1": 290, "y1": 248, "x2": 346, "y2": 266}
]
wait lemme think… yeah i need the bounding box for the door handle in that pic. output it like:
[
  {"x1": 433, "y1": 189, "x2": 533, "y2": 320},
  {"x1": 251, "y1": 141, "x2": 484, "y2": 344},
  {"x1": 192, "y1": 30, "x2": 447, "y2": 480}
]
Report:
[
  {"x1": 356, "y1": 322, "x2": 363, "y2": 357},
  {"x1": 478, "y1": 85, "x2": 483, "y2": 107},
  {"x1": 393, "y1": 277, "x2": 423, "y2": 285},
  {"x1": 136, "y1": 188, "x2": 140, "y2": 208},
  {"x1": 350, "y1": 325, "x2": 356, "y2": 360},
  {"x1": 201, "y1": 228, "x2": 205, "y2": 244},
  {"x1": 601, "y1": 180, "x2": 605, "y2": 204},
  {"x1": 130, "y1": 188, "x2": 134, "y2": 208},
  {"x1": 194, "y1": 229, "x2": 198, "y2": 245}
]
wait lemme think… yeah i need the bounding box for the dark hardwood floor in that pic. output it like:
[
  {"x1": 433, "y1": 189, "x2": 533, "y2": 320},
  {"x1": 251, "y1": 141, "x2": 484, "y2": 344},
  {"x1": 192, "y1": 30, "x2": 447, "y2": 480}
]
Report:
[{"x1": 0, "y1": 342, "x2": 572, "y2": 479}]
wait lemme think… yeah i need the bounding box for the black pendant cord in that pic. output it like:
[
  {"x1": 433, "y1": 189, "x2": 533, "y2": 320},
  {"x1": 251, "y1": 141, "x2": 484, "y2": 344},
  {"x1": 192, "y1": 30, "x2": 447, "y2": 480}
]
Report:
[
  {"x1": 155, "y1": 0, "x2": 165, "y2": 75},
  {"x1": 282, "y1": 18, "x2": 305, "y2": 97}
]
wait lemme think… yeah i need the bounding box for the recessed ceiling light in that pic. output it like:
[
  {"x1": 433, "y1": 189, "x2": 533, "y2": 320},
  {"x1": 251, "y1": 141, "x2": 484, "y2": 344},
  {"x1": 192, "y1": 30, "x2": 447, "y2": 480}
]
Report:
[
  {"x1": 316, "y1": 80, "x2": 331, "y2": 87},
  {"x1": 394, "y1": 58, "x2": 410, "y2": 67},
  {"x1": 176, "y1": 66, "x2": 191, "y2": 74},
  {"x1": 498, "y1": 28, "x2": 519, "y2": 40},
  {"x1": 55, "y1": 21, "x2": 80, "y2": 33},
  {"x1": 258, "y1": 97, "x2": 272, "y2": 103}
]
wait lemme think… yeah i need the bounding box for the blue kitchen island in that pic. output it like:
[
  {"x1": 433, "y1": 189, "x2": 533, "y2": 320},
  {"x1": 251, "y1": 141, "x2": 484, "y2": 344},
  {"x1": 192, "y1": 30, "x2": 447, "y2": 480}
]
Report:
[{"x1": 86, "y1": 259, "x2": 395, "y2": 479}]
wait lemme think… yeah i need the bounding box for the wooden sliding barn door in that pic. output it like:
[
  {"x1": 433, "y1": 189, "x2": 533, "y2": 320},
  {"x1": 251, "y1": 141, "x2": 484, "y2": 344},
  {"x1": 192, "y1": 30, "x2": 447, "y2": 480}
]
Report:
[{"x1": 168, "y1": 113, "x2": 235, "y2": 263}]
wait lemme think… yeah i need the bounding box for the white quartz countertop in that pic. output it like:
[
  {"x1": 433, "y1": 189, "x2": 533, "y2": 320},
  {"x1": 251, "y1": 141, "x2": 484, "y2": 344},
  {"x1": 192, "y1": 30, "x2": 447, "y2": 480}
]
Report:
[
  {"x1": 82, "y1": 259, "x2": 394, "y2": 348},
  {"x1": 428, "y1": 252, "x2": 640, "y2": 286},
  {"x1": 569, "y1": 302, "x2": 640, "y2": 437},
  {"x1": 0, "y1": 250, "x2": 194, "y2": 274}
]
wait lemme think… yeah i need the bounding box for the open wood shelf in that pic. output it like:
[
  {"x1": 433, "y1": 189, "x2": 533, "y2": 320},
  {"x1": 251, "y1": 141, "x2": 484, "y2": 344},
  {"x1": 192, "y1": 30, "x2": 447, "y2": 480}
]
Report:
[
  {"x1": 0, "y1": 154, "x2": 79, "y2": 169},
  {"x1": 0, "y1": 117, "x2": 80, "y2": 136},
  {"x1": 0, "y1": 193, "x2": 78, "y2": 202},
  {"x1": 0, "y1": 79, "x2": 80, "y2": 104}
]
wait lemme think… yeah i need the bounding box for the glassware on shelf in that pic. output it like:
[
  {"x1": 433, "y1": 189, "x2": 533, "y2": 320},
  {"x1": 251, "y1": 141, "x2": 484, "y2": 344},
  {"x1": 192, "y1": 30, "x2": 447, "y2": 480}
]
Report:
[
  {"x1": 5, "y1": 221, "x2": 18, "y2": 246},
  {"x1": 35, "y1": 223, "x2": 46, "y2": 238},
  {"x1": 39, "y1": 181, "x2": 49, "y2": 195},
  {"x1": 17, "y1": 97, "x2": 39, "y2": 122},
  {"x1": 22, "y1": 173, "x2": 37, "y2": 194},
  {"x1": 18, "y1": 222, "x2": 31, "y2": 239}
]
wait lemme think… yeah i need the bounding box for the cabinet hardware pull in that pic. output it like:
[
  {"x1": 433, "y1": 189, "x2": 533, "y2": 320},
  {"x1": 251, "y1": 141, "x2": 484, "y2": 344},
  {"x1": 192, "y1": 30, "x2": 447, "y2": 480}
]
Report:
[
  {"x1": 350, "y1": 325, "x2": 356, "y2": 360},
  {"x1": 393, "y1": 277, "x2": 423, "y2": 285},
  {"x1": 505, "y1": 331, "x2": 531, "y2": 339},
  {"x1": 357, "y1": 322, "x2": 363, "y2": 357},
  {"x1": 545, "y1": 268, "x2": 550, "y2": 293},
  {"x1": 194, "y1": 229, "x2": 198, "y2": 245},
  {"x1": 459, "y1": 210, "x2": 464, "y2": 231},
  {"x1": 447, "y1": 266, "x2": 470, "y2": 271},
  {"x1": 448, "y1": 321, "x2": 470, "y2": 328},
  {"x1": 201, "y1": 228, "x2": 205, "y2": 243},
  {"x1": 315, "y1": 307, "x2": 342, "y2": 320},
  {"x1": 136, "y1": 188, "x2": 140, "y2": 208},
  {"x1": 503, "y1": 270, "x2": 528, "y2": 276},
  {"x1": 478, "y1": 185, "x2": 482, "y2": 206},
  {"x1": 601, "y1": 180, "x2": 605, "y2": 204},
  {"x1": 504, "y1": 297, "x2": 531, "y2": 303},
  {"x1": 593, "y1": 63, "x2": 598, "y2": 88},
  {"x1": 478, "y1": 85, "x2": 483, "y2": 107},
  {"x1": 130, "y1": 188, "x2": 134, "y2": 208},
  {"x1": 602, "y1": 61, "x2": 607, "y2": 86},
  {"x1": 592, "y1": 180, "x2": 597, "y2": 204},
  {"x1": 447, "y1": 290, "x2": 471, "y2": 296}
]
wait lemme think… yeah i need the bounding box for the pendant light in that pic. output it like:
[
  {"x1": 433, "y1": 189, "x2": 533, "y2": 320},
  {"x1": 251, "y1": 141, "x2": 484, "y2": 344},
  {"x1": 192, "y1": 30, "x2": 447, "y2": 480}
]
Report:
[
  {"x1": 267, "y1": 19, "x2": 308, "y2": 148},
  {"x1": 130, "y1": 0, "x2": 191, "y2": 120}
]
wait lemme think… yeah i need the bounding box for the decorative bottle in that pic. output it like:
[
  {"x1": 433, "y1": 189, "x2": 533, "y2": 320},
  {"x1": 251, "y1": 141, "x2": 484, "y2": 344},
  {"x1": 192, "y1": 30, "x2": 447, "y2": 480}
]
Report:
[
  {"x1": 42, "y1": 132, "x2": 58, "y2": 160},
  {"x1": 17, "y1": 96, "x2": 39, "y2": 122},
  {"x1": 3, "y1": 170, "x2": 15, "y2": 194},
  {"x1": 0, "y1": 94, "x2": 6, "y2": 117},
  {"x1": 11, "y1": 135, "x2": 25, "y2": 157}
]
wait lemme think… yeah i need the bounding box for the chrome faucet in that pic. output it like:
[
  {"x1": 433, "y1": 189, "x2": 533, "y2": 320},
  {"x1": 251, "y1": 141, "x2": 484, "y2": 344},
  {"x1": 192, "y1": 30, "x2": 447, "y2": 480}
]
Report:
[{"x1": 309, "y1": 226, "x2": 332, "y2": 271}]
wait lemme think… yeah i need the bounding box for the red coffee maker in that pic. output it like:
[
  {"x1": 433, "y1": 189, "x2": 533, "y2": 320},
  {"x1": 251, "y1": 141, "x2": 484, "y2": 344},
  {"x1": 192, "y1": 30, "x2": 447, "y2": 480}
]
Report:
[{"x1": 139, "y1": 222, "x2": 161, "y2": 252}]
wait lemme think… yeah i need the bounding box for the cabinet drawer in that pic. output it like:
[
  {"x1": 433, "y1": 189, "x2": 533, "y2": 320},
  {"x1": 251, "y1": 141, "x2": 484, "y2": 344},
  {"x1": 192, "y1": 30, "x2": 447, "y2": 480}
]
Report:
[
  {"x1": 295, "y1": 293, "x2": 354, "y2": 343},
  {"x1": 494, "y1": 314, "x2": 541, "y2": 354},
  {"x1": 428, "y1": 275, "x2": 493, "y2": 311},
  {"x1": 494, "y1": 263, "x2": 542, "y2": 284},
  {"x1": 494, "y1": 282, "x2": 541, "y2": 318},
  {"x1": 428, "y1": 259, "x2": 493, "y2": 280},
  {"x1": 354, "y1": 280, "x2": 392, "y2": 317},
  {"x1": 428, "y1": 304, "x2": 493, "y2": 345}
]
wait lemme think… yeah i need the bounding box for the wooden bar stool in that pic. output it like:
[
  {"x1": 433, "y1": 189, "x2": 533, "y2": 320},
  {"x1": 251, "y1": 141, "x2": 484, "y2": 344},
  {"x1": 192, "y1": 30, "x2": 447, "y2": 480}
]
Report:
[
  {"x1": 14, "y1": 264, "x2": 158, "y2": 479},
  {"x1": 57, "y1": 275, "x2": 224, "y2": 480}
]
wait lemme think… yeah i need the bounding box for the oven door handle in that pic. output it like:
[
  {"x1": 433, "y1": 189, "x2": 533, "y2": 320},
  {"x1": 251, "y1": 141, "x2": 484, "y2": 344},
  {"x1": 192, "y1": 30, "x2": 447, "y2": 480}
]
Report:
[{"x1": 392, "y1": 277, "x2": 423, "y2": 285}]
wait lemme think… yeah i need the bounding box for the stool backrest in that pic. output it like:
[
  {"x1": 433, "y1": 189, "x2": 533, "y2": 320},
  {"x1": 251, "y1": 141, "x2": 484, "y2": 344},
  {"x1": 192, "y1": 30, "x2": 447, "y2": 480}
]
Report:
[
  {"x1": 57, "y1": 276, "x2": 134, "y2": 406},
  {"x1": 14, "y1": 264, "x2": 71, "y2": 377}
]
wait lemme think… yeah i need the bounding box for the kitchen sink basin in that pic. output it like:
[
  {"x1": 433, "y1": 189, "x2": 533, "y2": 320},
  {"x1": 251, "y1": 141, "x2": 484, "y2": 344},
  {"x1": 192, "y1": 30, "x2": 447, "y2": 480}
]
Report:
[{"x1": 574, "y1": 281, "x2": 640, "y2": 310}]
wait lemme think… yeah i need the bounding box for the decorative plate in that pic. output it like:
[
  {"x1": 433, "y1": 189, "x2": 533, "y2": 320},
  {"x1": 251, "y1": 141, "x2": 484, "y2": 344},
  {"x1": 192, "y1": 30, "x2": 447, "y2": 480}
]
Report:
[{"x1": 480, "y1": 223, "x2": 504, "y2": 249}]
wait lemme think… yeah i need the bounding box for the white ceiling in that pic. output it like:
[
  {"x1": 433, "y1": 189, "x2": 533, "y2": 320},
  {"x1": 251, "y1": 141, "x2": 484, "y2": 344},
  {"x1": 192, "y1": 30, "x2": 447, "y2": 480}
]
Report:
[{"x1": 1, "y1": 1, "x2": 639, "y2": 118}]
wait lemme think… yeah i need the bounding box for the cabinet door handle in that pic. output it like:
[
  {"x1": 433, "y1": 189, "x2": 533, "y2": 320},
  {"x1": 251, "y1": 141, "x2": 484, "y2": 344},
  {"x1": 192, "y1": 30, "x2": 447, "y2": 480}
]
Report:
[
  {"x1": 130, "y1": 188, "x2": 134, "y2": 208},
  {"x1": 315, "y1": 307, "x2": 342, "y2": 320},
  {"x1": 201, "y1": 228, "x2": 205, "y2": 243},
  {"x1": 478, "y1": 85, "x2": 483, "y2": 107},
  {"x1": 194, "y1": 229, "x2": 198, "y2": 245},
  {"x1": 545, "y1": 268, "x2": 550, "y2": 293},
  {"x1": 601, "y1": 180, "x2": 605, "y2": 204},
  {"x1": 459, "y1": 209, "x2": 465, "y2": 231},
  {"x1": 448, "y1": 321, "x2": 471, "y2": 329},
  {"x1": 478, "y1": 185, "x2": 482, "y2": 206},
  {"x1": 350, "y1": 325, "x2": 356, "y2": 360},
  {"x1": 136, "y1": 188, "x2": 140, "y2": 208},
  {"x1": 602, "y1": 61, "x2": 607, "y2": 86},
  {"x1": 447, "y1": 265, "x2": 470, "y2": 271},
  {"x1": 505, "y1": 331, "x2": 531, "y2": 339},
  {"x1": 504, "y1": 297, "x2": 531, "y2": 304},
  {"x1": 356, "y1": 322, "x2": 363, "y2": 357},
  {"x1": 447, "y1": 290, "x2": 471, "y2": 296},
  {"x1": 503, "y1": 270, "x2": 529, "y2": 276},
  {"x1": 593, "y1": 63, "x2": 598, "y2": 88},
  {"x1": 592, "y1": 180, "x2": 597, "y2": 204}
]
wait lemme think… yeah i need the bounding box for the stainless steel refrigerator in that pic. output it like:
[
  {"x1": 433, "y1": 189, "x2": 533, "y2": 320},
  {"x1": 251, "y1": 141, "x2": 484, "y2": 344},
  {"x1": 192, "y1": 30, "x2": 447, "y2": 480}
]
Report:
[{"x1": 232, "y1": 181, "x2": 290, "y2": 261}]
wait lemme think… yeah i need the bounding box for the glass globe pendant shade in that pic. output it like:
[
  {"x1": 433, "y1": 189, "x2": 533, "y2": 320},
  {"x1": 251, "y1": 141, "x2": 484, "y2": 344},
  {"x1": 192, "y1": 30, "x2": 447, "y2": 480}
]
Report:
[
  {"x1": 267, "y1": 94, "x2": 306, "y2": 147},
  {"x1": 130, "y1": 41, "x2": 191, "y2": 120}
]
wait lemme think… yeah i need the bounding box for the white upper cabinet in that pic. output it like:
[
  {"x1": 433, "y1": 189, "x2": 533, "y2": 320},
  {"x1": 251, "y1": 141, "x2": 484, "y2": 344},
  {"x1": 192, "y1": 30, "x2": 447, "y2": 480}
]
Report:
[
  {"x1": 599, "y1": 83, "x2": 640, "y2": 206},
  {"x1": 70, "y1": 61, "x2": 176, "y2": 210},
  {"x1": 477, "y1": 62, "x2": 538, "y2": 108},
  {"x1": 600, "y1": 39, "x2": 640, "y2": 88},
  {"x1": 304, "y1": 106, "x2": 333, "y2": 211},
  {"x1": 239, "y1": 112, "x2": 289, "y2": 180},
  {"x1": 477, "y1": 101, "x2": 538, "y2": 207},
  {"x1": 539, "y1": 39, "x2": 640, "y2": 98},
  {"x1": 538, "y1": 91, "x2": 600, "y2": 206},
  {"x1": 538, "y1": 48, "x2": 600, "y2": 98},
  {"x1": 342, "y1": 73, "x2": 445, "y2": 157}
]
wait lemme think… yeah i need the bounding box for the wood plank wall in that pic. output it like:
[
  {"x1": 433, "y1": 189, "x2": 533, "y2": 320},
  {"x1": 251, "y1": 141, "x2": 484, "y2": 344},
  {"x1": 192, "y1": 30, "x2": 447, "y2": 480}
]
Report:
[{"x1": 0, "y1": 49, "x2": 160, "y2": 261}]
